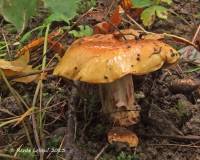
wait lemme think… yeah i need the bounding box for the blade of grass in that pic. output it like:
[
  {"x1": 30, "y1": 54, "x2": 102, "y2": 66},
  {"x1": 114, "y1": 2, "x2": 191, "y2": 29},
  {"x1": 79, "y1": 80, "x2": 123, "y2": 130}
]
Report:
[
  {"x1": 20, "y1": 25, "x2": 46, "y2": 43},
  {"x1": 39, "y1": 23, "x2": 50, "y2": 160},
  {"x1": 184, "y1": 67, "x2": 200, "y2": 73},
  {"x1": 31, "y1": 24, "x2": 50, "y2": 160}
]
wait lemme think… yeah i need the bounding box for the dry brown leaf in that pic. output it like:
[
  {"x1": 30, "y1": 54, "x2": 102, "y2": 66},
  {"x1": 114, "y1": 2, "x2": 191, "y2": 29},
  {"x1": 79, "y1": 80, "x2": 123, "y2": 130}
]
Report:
[
  {"x1": 17, "y1": 29, "x2": 64, "y2": 57},
  {"x1": 0, "y1": 51, "x2": 39, "y2": 83},
  {"x1": 120, "y1": 0, "x2": 144, "y2": 20},
  {"x1": 0, "y1": 30, "x2": 64, "y2": 83},
  {"x1": 94, "y1": 6, "x2": 121, "y2": 34},
  {"x1": 120, "y1": 0, "x2": 132, "y2": 10}
]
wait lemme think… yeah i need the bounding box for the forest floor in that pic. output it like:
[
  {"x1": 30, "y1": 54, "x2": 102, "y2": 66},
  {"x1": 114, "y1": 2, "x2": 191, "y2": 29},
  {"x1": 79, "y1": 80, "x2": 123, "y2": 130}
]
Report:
[{"x1": 0, "y1": 0, "x2": 200, "y2": 160}]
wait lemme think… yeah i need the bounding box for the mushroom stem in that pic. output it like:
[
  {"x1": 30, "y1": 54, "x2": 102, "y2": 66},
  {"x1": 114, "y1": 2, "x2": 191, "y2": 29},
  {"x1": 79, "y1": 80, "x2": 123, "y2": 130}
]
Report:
[{"x1": 99, "y1": 74, "x2": 140, "y2": 126}]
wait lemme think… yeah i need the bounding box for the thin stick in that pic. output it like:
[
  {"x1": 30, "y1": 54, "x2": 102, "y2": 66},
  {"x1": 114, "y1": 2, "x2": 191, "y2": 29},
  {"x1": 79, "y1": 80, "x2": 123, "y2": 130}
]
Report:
[
  {"x1": 31, "y1": 81, "x2": 42, "y2": 156},
  {"x1": 94, "y1": 144, "x2": 109, "y2": 160},
  {"x1": 192, "y1": 25, "x2": 200, "y2": 43},
  {"x1": 125, "y1": 14, "x2": 197, "y2": 48},
  {"x1": 0, "y1": 69, "x2": 33, "y2": 148},
  {"x1": 140, "y1": 134, "x2": 200, "y2": 141},
  {"x1": 183, "y1": 24, "x2": 200, "y2": 59},
  {"x1": 149, "y1": 143, "x2": 200, "y2": 148},
  {"x1": 125, "y1": 14, "x2": 146, "y2": 32},
  {"x1": 103, "y1": 17, "x2": 127, "y2": 40},
  {"x1": 1, "y1": 29, "x2": 11, "y2": 60}
]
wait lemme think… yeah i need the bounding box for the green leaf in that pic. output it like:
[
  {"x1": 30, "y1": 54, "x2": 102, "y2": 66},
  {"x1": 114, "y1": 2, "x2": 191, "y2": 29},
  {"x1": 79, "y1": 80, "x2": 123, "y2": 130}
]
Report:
[
  {"x1": 69, "y1": 25, "x2": 93, "y2": 38},
  {"x1": 141, "y1": 5, "x2": 168, "y2": 26},
  {"x1": 155, "y1": 6, "x2": 168, "y2": 19},
  {"x1": 131, "y1": 0, "x2": 153, "y2": 8},
  {"x1": 141, "y1": 6, "x2": 156, "y2": 26},
  {"x1": 161, "y1": 0, "x2": 172, "y2": 5},
  {"x1": 20, "y1": 25, "x2": 45, "y2": 43},
  {"x1": 0, "y1": 0, "x2": 37, "y2": 32},
  {"x1": 44, "y1": 0, "x2": 80, "y2": 24},
  {"x1": 45, "y1": 12, "x2": 69, "y2": 24}
]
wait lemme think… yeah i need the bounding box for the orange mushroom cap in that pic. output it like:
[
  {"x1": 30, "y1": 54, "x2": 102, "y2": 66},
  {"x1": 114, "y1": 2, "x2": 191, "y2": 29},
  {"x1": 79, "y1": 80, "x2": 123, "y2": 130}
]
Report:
[
  {"x1": 107, "y1": 127, "x2": 139, "y2": 147},
  {"x1": 53, "y1": 29, "x2": 179, "y2": 83}
]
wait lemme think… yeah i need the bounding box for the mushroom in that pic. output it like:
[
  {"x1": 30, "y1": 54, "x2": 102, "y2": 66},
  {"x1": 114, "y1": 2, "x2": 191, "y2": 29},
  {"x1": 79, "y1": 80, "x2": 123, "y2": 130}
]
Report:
[
  {"x1": 53, "y1": 29, "x2": 179, "y2": 146},
  {"x1": 107, "y1": 127, "x2": 139, "y2": 147}
]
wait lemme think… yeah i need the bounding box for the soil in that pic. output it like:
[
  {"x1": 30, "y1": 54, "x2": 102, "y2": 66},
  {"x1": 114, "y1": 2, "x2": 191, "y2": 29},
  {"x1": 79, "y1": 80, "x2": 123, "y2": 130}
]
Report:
[{"x1": 0, "y1": 0, "x2": 200, "y2": 160}]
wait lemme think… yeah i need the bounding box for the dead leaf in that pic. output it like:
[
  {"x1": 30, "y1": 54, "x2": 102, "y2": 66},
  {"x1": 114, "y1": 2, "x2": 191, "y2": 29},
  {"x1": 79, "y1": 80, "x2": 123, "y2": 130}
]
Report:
[
  {"x1": 94, "y1": 21, "x2": 111, "y2": 34},
  {"x1": 120, "y1": 0, "x2": 132, "y2": 10},
  {"x1": 110, "y1": 6, "x2": 121, "y2": 27},
  {"x1": 17, "y1": 29, "x2": 64, "y2": 57},
  {"x1": 169, "y1": 78, "x2": 200, "y2": 93},
  {"x1": 120, "y1": 0, "x2": 143, "y2": 20},
  {"x1": 180, "y1": 46, "x2": 200, "y2": 65},
  {"x1": 0, "y1": 51, "x2": 39, "y2": 83},
  {"x1": 94, "y1": 6, "x2": 122, "y2": 34}
]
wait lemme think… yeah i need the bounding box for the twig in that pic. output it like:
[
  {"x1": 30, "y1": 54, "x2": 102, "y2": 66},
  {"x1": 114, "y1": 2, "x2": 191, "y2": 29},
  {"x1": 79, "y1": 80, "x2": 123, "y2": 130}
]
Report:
[
  {"x1": 94, "y1": 143, "x2": 109, "y2": 160},
  {"x1": 149, "y1": 143, "x2": 200, "y2": 148},
  {"x1": 140, "y1": 133, "x2": 200, "y2": 141},
  {"x1": 1, "y1": 29, "x2": 11, "y2": 60},
  {"x1": 183, "y1": 24, "x2": 200, "y2": 59},
  {"x1": 192, "y1": 25, "x2": 200, "y2": 43},
  {"x1": 125, "y1": 14, "x2": 146, "y2": 32},
  {"x1": 0, "y1": 69, "x2": 33, "y2": 147},
  {"x1": 103, "y1": 17, "x2": 127, "y2": 40},
  {"x1": 125, "y1": 13, "x2": 197, "y2": 48},
  {"x1": 31, "y1": 81, "x2": 42, "y2": 157}
]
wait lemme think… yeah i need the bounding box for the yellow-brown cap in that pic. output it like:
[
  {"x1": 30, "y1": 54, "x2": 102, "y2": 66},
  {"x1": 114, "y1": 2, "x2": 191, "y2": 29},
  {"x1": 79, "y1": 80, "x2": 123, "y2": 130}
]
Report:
[
  {"x1": 107, "y1": 127, "x2": 139, "y2": 147},
  {"x1": 53, "y1": 29, "x2": 179, "y2": 83}
]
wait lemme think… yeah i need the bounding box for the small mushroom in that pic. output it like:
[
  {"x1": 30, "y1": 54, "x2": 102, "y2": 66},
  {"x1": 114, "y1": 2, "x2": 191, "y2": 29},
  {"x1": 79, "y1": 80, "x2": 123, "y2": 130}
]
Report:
[
  {"x1": 53, "y1": 29, "x2": 179, "y2": 146},
  {"x1": 107, "y1": 127, "x2": 138, "y2": 147}
]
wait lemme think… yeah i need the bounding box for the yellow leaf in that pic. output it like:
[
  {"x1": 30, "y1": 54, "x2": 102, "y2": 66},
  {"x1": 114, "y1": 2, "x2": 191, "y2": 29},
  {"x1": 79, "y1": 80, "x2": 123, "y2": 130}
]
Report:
[{"x1": 0, "y1": 51, "x2": 39, "y2": 83}]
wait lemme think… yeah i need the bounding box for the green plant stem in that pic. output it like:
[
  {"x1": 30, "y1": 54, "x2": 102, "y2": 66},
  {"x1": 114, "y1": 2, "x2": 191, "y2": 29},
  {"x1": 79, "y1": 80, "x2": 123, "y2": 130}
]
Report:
[
  {"x1": 34, "y1": 23, "x2": 50, "y2": 160},
  {"x1": 20, "y1": 25, "x2": 45, "y2": 43},
  {"x1": 41, "y1": 24, "x2": 50, "y2": 157},
  {"x1": 42, "y1": 24, "x2": 50, "y2": 70},
  {"x1": 184, "y1": 67, "x2": 200, "y2": 73}
]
